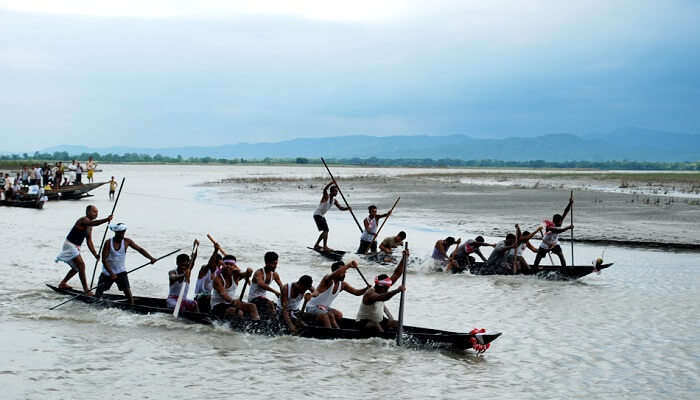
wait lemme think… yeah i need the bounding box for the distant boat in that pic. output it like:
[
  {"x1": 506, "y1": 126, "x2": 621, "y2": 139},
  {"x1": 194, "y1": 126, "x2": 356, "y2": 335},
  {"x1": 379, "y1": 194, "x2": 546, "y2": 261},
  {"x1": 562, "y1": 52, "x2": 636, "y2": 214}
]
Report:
[
  {"x1": 1, "y1": 196, "x2": 46, "y2": 209},
  {"x1": 45, "y1": 181, "x2": 107, "y2": 200}
]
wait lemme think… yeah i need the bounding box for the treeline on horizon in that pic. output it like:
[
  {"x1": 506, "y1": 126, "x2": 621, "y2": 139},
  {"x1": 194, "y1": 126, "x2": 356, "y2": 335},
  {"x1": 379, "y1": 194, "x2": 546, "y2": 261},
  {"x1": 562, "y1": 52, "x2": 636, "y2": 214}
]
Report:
[{"x1": 1, "y1": 151, "x2": 699, "y2": 171}]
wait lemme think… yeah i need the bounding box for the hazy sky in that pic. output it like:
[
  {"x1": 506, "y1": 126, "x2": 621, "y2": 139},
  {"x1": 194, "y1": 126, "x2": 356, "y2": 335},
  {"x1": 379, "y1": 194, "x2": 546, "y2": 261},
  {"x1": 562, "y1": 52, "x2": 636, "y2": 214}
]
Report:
[{"x1": 1, "y1": 1, "x2": 699, "y2": 152}]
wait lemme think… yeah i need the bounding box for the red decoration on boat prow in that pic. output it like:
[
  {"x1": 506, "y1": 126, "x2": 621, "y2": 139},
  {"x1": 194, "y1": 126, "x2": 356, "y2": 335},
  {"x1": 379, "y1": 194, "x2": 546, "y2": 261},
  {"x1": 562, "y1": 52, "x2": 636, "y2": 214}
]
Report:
[{"x1": 469, "y1": 328, "x2": 491, "y2": 353}]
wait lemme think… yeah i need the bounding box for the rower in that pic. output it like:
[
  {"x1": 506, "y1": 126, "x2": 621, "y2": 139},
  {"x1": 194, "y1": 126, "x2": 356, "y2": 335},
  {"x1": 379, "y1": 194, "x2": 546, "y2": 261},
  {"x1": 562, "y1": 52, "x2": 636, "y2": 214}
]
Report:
[
  {"x1": 278, "y1": 275, "x2": 314, "y2": 333},
  {"x1": 447, "y1": 236, "x2": 494, "y2": 272},
  {"x1": 55, "y1": 205, "x2": 112, "y2": 295},
  {"x1": 305, "y1": 260, "x2": 369, "y2": 329},
  {"x1": 480, "y1": 233, "x2": 517, "y2": 274},
  {"x1": 357, "y1": 205, "x2": 391, "y2": 254},
  {"x1": 167, "y1": 252, "x2": 200, "y2": 313},
  {"x1": 312, "y1": 182, "x2": 350, "y2": 252},
  {"x1": 507, "y1": 224, "x2": 542, "y2": 274},
  {"x1": 533, "y1": 196, "x2": 574, "y2": 268},
  {"x1": 356, "y1": 247, "x2": 408, "y2": 333},
  {"x1": 377, "y1": 231, "x2": 406, "y2": 262},
  {"x1": 96, "y1": 223, "x2": 156, "y2": 304},
  {"x1": 432, "y1": 236, "x2": 460, "y2": 264},
  {"x1": 247, "y1": 251, "x2": 283, "y2": 318},
  {"x1": 210, "y1": 255, "x2": 259, "y2": 320},
  {"x1": 194, "y1": 244, "x2": 223, "y2": 313}
]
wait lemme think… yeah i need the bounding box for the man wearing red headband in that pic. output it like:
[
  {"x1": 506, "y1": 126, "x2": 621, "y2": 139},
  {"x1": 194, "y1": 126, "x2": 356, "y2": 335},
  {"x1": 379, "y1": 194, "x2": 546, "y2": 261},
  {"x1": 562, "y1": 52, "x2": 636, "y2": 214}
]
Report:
[{"x1": 355, "y1": 247, "x2": 408, "y2": 332}]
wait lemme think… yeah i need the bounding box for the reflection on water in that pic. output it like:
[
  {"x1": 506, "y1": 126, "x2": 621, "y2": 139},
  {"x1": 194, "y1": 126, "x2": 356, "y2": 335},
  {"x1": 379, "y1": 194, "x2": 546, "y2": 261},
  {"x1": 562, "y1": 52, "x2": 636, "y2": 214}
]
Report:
[{"x1": 1, "y1": 164, "x2": 698, "y2": 399}]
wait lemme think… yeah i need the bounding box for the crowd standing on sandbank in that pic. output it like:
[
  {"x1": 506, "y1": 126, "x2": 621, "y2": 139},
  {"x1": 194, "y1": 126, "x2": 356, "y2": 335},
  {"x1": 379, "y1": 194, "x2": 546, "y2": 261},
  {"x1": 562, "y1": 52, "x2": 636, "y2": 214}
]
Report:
[{"x1": 0, "y1": 157, "x2": 98, "y2": 201}]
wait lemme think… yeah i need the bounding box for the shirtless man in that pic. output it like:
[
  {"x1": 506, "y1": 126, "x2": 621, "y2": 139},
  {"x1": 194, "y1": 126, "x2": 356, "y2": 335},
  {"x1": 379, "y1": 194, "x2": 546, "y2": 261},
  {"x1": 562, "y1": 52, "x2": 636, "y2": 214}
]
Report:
[
  {"x1": 312, "y1": 182, "x2": 350, "y2": 251},
  {"x1": 432, "y1": 236, "x2": 460, "y2": 264},
  {"x1": 533, "y1": 196, "x2": 574, "y2": 268},
  {"x1": 447, "y1": 236, "x2": 495, "y2": 272},
  {"x1": 278, "y1": 275, "x2": 314, "y2": 333},
  {"x1": 247, "y1": 251, "x2": 283, "y2": 318},
  {"x1": 305, "y1": 260, "x2": 370, "y2": 328},
  {"x1": 356, "y1": 248, "x2": 408, "y2": 332},
  {"x1": 96, "y1": 223, "x2": 156, "y2": 304},
  {"x1": 87, "y1": 157, "x2": 97, "y2": 184},
  {"x1": 357, "y1": 205, "x2": 391, "y2": 254},
  {"x1": 210, "y1": 255, "x2": 259, "y2": 320},
  {"x1": 55, "y1": 205, "x2": 112, "y2": 294}
]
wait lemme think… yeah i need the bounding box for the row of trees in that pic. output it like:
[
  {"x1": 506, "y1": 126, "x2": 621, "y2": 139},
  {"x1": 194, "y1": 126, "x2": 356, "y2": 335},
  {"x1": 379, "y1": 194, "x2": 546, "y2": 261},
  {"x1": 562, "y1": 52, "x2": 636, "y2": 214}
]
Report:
[{"x1": 1, "y1": 152, "x2": 699, "y2": 171}]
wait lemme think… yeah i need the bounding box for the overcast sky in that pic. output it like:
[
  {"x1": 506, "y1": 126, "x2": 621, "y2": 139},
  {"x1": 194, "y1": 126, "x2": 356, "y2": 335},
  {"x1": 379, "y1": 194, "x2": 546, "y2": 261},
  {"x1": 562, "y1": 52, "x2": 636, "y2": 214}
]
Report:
[{"x1": 1, "y1": 1, "x2": 699, "y2": 152}]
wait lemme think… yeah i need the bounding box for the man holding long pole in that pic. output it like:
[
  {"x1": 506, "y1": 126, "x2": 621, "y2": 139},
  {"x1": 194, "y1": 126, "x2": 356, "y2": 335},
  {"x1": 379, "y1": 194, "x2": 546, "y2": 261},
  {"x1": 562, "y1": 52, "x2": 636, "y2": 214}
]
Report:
[
  {"x1": 312, "y1": 181, "x2": 351, "y2": 252},
  {"x1": 55, "y1": 205, "x2": 112, "y2": 295},
  {"x1": 96, "y1": 223, "x2": 157, "y2": 305}
]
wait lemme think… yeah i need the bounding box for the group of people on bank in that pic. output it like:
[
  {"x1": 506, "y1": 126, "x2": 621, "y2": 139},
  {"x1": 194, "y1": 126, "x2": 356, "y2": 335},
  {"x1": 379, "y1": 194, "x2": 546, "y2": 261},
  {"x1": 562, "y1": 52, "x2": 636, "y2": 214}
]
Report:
[
  {"x1": 0, "y1": 158, "x2": 98, "y2": 200},
  {"x1": 56, "y1": 205, "x2": 407, "y2": 334}
]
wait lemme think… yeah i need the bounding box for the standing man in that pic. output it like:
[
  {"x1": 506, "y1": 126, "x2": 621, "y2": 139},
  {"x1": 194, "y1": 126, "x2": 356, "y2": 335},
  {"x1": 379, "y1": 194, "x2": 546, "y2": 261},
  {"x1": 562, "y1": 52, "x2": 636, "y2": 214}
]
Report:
[
  {"x1": 356, "y1": 248, "x2": 408, "y2": 332},
  {"x1": 312, "y1": 182, "x2": 350, "y2": 252},
  {"x1": 56, "y1": 162, "x2": 64, "y2": 188},
  {"x1": 87, "y1": 157, "x2": 97, "y2": 184},
  {"x1": 533, "y1": 196, "x2": 574, "y2": 268},
  {"x1": 305, "y1": 260, "x2": 369, "y2": 328},
  {"x1": 55, "y1": 205, "x2": 113, "y2": 294},
  {"x1": 247, "y1": 251, "x2": 284, "y2": 318},
  {"x1": 109, "y1": 177, "x2": 117, "y2": 200},
  {"x1": 96, "y1": 223, "x2": 156, "y2": 304},
  {"x1": 75, "y1": 162, "x2": 83, "y2": 185},
  {"x1": 357, "y1": 205, "x2": 391, "y2": 254},
  {"x1": 278, "y1": 275, "x2": 314, "y2": 333}
]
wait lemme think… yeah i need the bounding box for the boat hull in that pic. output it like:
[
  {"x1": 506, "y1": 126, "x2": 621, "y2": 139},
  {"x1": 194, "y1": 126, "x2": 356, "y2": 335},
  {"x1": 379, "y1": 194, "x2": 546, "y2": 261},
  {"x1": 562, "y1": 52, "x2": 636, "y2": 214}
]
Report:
[{"x1": 46, "y1": 284, "x2": 500, "y2": 350}]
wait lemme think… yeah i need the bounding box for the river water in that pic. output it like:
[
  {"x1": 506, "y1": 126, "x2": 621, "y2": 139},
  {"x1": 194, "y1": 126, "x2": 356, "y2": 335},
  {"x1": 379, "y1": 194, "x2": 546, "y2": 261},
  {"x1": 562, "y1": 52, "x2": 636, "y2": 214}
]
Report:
[{"x1": 1, "y1": 164, "x2": 698, "y2": 399}]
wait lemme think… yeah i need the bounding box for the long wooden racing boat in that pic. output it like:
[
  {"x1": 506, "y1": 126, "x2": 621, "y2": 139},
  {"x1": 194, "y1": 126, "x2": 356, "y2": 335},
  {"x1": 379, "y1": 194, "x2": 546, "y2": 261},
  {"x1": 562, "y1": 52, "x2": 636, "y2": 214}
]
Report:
[
  {"x1": 460, "y1": 262, "x2": 613, "y2": 280},
  {"x1": 45, "y1": 182, "x2": 107, "y2": 200},
  {"x1": 0, "y1": 197, "x2": 45, "y2": 209},
  {"x1": 47, "y1": 284, "x2": 501, "y2": 351}
]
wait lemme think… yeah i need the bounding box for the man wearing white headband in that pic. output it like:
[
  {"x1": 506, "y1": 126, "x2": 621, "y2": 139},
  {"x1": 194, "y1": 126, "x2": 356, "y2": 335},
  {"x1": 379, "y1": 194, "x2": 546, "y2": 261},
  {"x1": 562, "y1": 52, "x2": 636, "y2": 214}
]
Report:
[
  {"x1": 210, "y1": 254, "x2": 259, "y2": 320},
  {"x1": 96, "y1": 223, "x2": 156, "y2": 305},
  {"x1": 355, "y1": 247, "x2": 408, "y2": 333}
]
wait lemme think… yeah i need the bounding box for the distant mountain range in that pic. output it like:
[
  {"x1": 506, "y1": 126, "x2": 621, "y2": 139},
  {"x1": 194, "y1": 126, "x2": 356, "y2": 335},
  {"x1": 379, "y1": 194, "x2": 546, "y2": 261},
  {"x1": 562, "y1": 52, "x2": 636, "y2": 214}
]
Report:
[{"x1": 42, "y1": 127, "x2": 700, "y2": 162}]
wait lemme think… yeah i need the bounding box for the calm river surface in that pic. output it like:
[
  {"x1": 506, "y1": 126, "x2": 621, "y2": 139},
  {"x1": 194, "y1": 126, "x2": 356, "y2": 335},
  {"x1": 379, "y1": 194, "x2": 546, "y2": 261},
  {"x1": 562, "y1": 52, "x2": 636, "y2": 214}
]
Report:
[{"x1": 1, "y1": 164, "x2": 698, "y2": 399}]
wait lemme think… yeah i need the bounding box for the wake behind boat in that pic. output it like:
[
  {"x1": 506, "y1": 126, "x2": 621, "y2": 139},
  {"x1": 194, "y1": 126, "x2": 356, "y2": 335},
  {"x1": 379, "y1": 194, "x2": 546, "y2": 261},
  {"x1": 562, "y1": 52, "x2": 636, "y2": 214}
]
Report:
[{"x1": 47, "y1": 284, "x2": 501, "y2": 351}]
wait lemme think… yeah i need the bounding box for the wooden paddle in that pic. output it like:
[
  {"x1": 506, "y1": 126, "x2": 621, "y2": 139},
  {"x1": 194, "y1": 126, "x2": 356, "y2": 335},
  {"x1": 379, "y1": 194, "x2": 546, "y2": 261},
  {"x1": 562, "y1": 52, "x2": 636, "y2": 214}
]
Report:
[
  {"x1": 173, "y1": 240, "x2": 199, "y2": 318},
  {"x1": 206, "y1": 233, "x2": 228, "y2": 256},
  {"x1": 50, "y1": 248, "x2": 181, "y2": 310},
  {"x1": 320, "y1": 158, "x2": 363, "y2": 233},
  {"x1": 89, "y1": 177, "x2": 125, "y2": 287},
  {"x1": 570, "y1": 190, "x2": 575, "y2": 266},
  {"x1": 206, "y1": 233, "x2": 249, "y2": 301},
  {"x1": 370, "y1": 197, "x2": 400, "y2": 243},
  {"x1": 396, "y1": 242, "x2": 408, "y2": 346}
]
